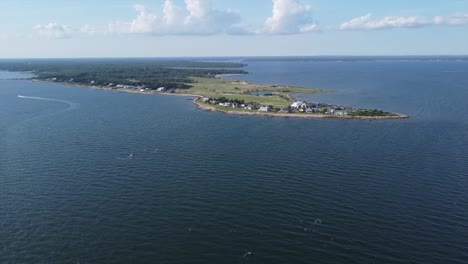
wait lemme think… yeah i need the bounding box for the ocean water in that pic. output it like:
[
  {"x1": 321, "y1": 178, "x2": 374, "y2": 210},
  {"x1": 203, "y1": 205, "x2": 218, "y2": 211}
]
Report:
[{"x1": 1, "y1": 60, "x2": 467, "y2": 264}]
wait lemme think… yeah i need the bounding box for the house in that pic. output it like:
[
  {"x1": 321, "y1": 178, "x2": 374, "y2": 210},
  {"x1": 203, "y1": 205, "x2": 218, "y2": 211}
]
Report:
[
  {"x1": 305, "y1": 108, "x2": 313, "y2": 113},
  {"x1": 202, "y1": 97, "x2": 210, "y2": 102},
  {"x1": 258, "y1": 106, "x2": 271, "y2": 112},
  {"x1": 291, "y1": 101, "x2": 301, "y2": 108},
  {"x1": 279, "y1": 108, "x2": 290, "y2": 113},
  {"x1": 244, "y1": 104, "x2": 255, "y2": 111},
  {"x1": 156, "y1": 87, "x2": 166, "y2": 92},
  {"x1": 334, "y1": 110, "x2": 348, "y2": 116},
  {"x1": 305, "y1": 103, "x2": 317, "y2": 108},
  {"x1": 291, "y1": 101, "x2": 307, "y2": 109}
]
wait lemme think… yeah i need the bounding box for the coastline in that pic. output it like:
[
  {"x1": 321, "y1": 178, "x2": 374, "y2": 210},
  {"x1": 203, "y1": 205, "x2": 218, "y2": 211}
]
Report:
[
  {"x1": 30, "y1": 78, "x2": 409, "y2": 120},
  {"x1": 31, "y1": 79, "x2": 200, "y2": 97},
  {"x1": 194, "y1": 100, "x2": 409, "y2": 120}
]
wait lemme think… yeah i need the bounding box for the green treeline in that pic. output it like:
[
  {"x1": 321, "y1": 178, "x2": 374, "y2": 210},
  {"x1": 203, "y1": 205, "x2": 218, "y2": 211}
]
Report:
[
  {"x1": 0, "y1": 59, "x2": 247, "y2": 90},
  {"x1": 348, "y1": 109, "x2": 396, "y2": 117}
]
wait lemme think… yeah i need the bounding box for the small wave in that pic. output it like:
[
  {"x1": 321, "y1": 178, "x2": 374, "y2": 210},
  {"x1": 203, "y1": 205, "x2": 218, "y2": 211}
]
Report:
[
  {"x1": 242, "y1": 252, "x2": 253, "y2": 258},
  {"x1": 116, "y1": 153, "x2": 134, "y2": 161}
]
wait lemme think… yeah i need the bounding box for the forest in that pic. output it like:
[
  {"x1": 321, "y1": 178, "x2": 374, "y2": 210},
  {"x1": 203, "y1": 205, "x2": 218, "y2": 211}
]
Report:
[{"x1": 0, "y1": 59, "x2": 247, "y2": 90}]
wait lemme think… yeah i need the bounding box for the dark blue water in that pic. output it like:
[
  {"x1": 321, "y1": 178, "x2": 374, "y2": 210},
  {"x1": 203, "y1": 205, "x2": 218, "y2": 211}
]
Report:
[{"x1": 1, "y1": 61, "x2": 467, "y2": 264}]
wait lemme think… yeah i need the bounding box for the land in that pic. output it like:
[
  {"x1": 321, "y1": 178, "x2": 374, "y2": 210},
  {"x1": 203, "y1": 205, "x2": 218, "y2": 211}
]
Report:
[{"x1": 0, "y1": 59, "x2": 408, "y2": 119}]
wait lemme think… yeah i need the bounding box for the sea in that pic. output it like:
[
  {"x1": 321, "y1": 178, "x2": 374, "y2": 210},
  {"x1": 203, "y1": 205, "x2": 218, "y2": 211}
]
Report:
[{"x1": 1, "y1": 59, "x2": 467, "y2": 264}]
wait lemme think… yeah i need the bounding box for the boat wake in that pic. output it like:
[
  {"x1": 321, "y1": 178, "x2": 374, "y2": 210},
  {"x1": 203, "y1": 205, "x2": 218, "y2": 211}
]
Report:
[{"x1": 17, "y1": 95, "x2": 80, "y2": 112}]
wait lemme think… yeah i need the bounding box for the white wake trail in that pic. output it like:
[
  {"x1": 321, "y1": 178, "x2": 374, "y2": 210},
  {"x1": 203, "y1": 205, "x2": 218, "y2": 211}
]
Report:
[{"x1": 17, "y1": 95, "x2": 79, "y2": 111}]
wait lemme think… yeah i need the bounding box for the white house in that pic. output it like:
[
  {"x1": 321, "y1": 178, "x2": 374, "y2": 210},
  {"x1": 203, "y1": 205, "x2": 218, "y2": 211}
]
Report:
[
  {"x1": 258, "y1": 106, "x2": 271, "y2": 112},
  {"x1": 291, "y1": 101, "x2": 306, "y2": 109},
  {"x1": 335, "y1": 110, "x2": 348, "y2": 116}
]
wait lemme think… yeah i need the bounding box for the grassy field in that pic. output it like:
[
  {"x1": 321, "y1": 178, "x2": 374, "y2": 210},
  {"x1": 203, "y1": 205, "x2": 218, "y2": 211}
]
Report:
[{"x1": 178, "y1": 77, "x2": 327, "y2": 109}]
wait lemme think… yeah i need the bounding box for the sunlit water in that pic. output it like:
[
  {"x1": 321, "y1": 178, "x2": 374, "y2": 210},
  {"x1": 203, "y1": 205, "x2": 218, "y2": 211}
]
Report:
[{"x1": 1, "y1": 61, "x2": 467, "y2": 264}]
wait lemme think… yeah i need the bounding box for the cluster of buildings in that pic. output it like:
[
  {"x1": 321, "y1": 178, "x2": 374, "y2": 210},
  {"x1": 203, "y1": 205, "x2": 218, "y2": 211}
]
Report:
[
  {"x1": 45, "y1": 77, "x2": 170, "y2": 93},
  {"x1": 201, "y1": 97, "x2": 358, "y2": 116},
  {"x1": 111, "y1": 84, "x2": 166, "y2": 92},
  {"x1": 288, "y1": 101, "x2": 354, "y2": 116},
  {"x1": 201, "y1": 97, "x2": 272, "y2": 111}
]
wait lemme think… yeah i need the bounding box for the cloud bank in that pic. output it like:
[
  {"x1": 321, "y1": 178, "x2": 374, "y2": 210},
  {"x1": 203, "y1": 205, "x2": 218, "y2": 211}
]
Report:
[
  {"x1": 340, "y1": 13, "x2": 468, "y2": 30},
  {"x1": 107, "y1": 0, "x2": 319, "y2": 36},
  {"x1": 108, "y1": 0, "x2": 245, "y2": 35},
  {"x1": 32, "y1": 1, "x2": 468, "y2": 38}
]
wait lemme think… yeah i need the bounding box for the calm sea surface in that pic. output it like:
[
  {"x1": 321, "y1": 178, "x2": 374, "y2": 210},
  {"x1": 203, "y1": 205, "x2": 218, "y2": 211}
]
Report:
[{"x1": 1, "y1": 61, "x2": 467, "y2": 264}]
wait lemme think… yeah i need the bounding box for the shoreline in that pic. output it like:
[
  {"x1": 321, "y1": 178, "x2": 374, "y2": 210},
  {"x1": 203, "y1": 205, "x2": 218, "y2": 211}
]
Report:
[
  {"x1": 30, "y1": 78, "x2": 408, "y2": 120},
  {"x1": 31, "y1": 79, "x2": 203, "y2": 97},
  {"x1": 194, "y1": 100, "x2": 409, "y2": 120}
]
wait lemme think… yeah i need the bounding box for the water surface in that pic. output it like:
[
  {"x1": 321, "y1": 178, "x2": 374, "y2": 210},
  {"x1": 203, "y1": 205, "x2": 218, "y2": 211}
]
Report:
[{"x1": 1, "y1": 60, "x2": 467, "y2": 263}]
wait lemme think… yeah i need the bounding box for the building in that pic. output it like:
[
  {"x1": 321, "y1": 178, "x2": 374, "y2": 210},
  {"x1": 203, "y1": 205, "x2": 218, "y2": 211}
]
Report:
[
  {"x1": 244, "y1": 104, "x2": 255, "y2": 110},
  {"x1": 258, "y1": 106, "x2": 272, "y2": 112},
  {"x1": 291, "y1": 101, "x2": 306, "y2": 109},
  {"x1": 335, "y1": 110, "x2": 348, "y2": 116}
]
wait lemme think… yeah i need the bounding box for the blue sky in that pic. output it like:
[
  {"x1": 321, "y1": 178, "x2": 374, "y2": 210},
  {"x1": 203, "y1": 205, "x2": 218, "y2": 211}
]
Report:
[{"x1": 1, "y1": 0, "x2": 467, "y2": 58}]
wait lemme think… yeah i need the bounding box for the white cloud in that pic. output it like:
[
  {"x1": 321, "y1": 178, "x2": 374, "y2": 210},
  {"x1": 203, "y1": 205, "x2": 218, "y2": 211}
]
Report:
[
  {"x1": 264, "y1": 0, "x2": 319, "y2": 34},
  {"x1": 80, "y1": 24, "x2": 99, "y2": 35},
  {"x1": 340, "y1": 13, "x2": 468, "y2": 31},
  {"x1": 108, "y1": 0, "x2": 246, "y2": 36},
  {"x1": 163, "y1": 0, "x2": 183, "y2": 25},
  {"x1": 34, "y1": 23, "x2": 72, "y2": 39},
  {"x1": 433, "y1": 14, "x2": 468, "y2": 25},
  {"x1": 340, "y1": 13, "x2": 428, "y2": 30}
]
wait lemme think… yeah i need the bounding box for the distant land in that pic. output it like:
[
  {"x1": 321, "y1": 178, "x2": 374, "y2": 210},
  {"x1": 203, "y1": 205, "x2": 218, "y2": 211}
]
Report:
[{"x1": 0, "y1": 58, "x2": 409, "y2": 119}]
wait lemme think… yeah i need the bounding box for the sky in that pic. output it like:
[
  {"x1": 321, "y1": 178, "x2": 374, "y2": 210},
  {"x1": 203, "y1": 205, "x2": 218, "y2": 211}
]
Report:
[{"x1": 0, "y1": 0, "x2": 467, "y2": 58}]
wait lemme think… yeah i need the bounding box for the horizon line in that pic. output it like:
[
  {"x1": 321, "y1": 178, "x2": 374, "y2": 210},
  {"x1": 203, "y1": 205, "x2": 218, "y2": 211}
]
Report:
[{"x1": 1, "y1": 55, "x2": 468, "y2": 60}]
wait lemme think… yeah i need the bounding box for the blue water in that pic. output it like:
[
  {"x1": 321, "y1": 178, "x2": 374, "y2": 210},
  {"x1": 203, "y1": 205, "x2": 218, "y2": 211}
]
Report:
[{"x1": 1, "y1": 60, "x2": 468, "y2": 264}]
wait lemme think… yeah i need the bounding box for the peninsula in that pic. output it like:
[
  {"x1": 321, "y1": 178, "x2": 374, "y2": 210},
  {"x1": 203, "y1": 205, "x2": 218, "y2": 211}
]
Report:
[{"x1": 0, "y1": 59, "x2": 408, "y2": 119}]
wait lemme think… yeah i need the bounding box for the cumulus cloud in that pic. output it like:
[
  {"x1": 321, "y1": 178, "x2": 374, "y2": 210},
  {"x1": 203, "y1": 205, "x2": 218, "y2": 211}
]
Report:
[
  {"x1": 108, "y1": 0, "x2": 245, "y2": 36},
  {"x1": 34, "y1": 23, "x2": 72, "y2": 38},
  {"x1": 340, "y1": 13, "x2": 468, "y2": 30},
  {"x1": 264, "y1": 0, "x2": 319, "y2": 34}
]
